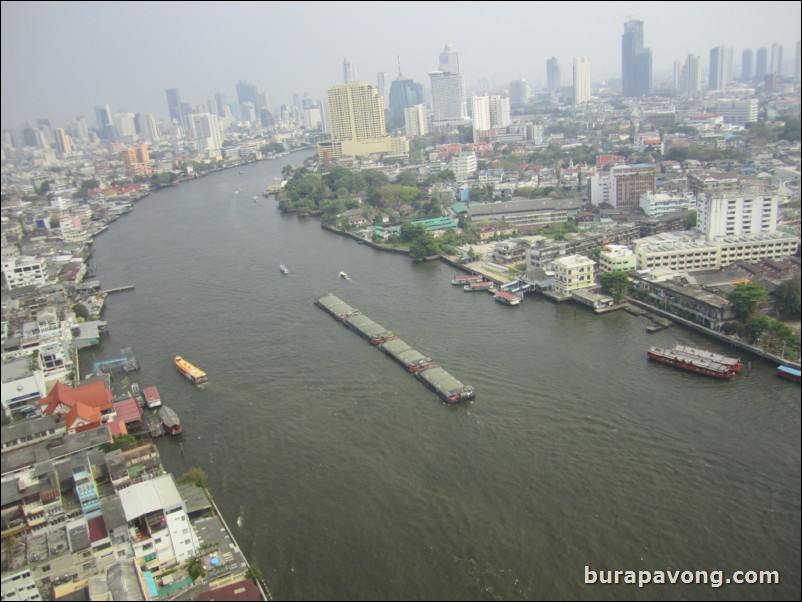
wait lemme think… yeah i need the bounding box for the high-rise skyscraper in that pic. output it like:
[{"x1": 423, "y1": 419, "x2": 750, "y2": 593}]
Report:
[
  {"x1": 343, "y1": 59, "x2": 358, "y2": 83},
  {"x1": 709, "y1": 46, "x2": 733, "y2": 90},
  {"x1": 404, "y1": 104, "x2": 428, "y2": 137},
  {"x1": 470, "y1": 96, "x2": 491, "y2": 132},
  {"x1": 189, "y1": 113, "x2": 223, "y2": 158},
  {"x1": 388, "y1": 77, "x2": 424, "y2": 131},
  {"x1": 54, "y1": 128, "x2": 72, "y2": 157},
  {"x1": 741, "y1": 49, "x2": 754, "y2": 81},
  {"x1": 573, "y1": 57, "x2": 591, "y2": 104},
  {"x1": 755, "y1": 47, "x2": 769, "y2": 80},
  {"x1": 679, "y1": 55, "x2": 702, "y2": 99},
  {"x1": 795, "y1": 40, "x2": 801, "y2": 83},
  {"x1": 439, "y1": 43, "x2": 460, "y2": 74},
  {"x1": 770, "y1": 44, "x2": 784, "y2": 76},
  {"x1": 321, "y1": 81, "x2": 408, "y2": 160},
  {"x1": 622, "y1": 19, "x2": 652, "y2": 97},
  {"x1": 377, "y1": 72, "x2": 387, "y2": 105},
  {"x1": 95, "y1": 104, "x2": 114, "y2": 140},
  {"x1": 430, "y1": 71, "x2": 467, "y2": 126},
  {"x1": 509, "y1": 79, "x2": 531, "y2": 105},
  {"x1": 166, "y1": 89, "x2": 183, "y2": 124},
  {"x1": 546, "y1": 57, "x2": 561, "y2": 92}
]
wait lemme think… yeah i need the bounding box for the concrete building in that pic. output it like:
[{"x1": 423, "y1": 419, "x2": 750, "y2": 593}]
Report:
[
  {"x1": 189, "y1": 113, "x2": 223, "y2": 159},
  {"x1": 640, "y1": 192, "x2": 695, "y2": 217},
  {"x1": 121, "y1": 144, "x2": 152, "y2": 178},
  {"x1": 696, "y1": 194, "x2": 779, "y2": 239},
  {"x1": 550, "y1": 254, "x2": 596, "y2": 296},
  {"x1": 599, "y1": 245, "x2": 638, "y2": 272},
  {"x1": 546, "y1": 57, "x2": 561, "y2": 93},
  {"x1": 713, "y1": 99, "x2": 758, "y2": 125},
  {"x1": 573, "y1": 57, "x2": 591, "y2": 104},
  {"x1": 118, "y1": 474, "x2": 199, "y2": 570},
  {"x1": 632, "y1": 230, "x2": 799, "y2": 271},
  {"x1": 509, "y1": 79, "x2": 531, "y2": 105},
  {"x1": 467, "y1": 197, "x2": 581, "y2": 228},
  {"x1": 343, "y1": 58, "x2": 358, "y2": 83},
  {"x1": 591, "y1": 164, "x2": 656, "y2": 209},
  {"x1": 470, "y1": 96, "x2": 491, "y2": 132},
  {"x1": 2, "y1": 256, "x2": 49, "y2": 290},
  {"x1": 622, "y1": 19, "x2": 652, "y2": 97},
  {"x1": 451, "y1": 151, "x2": 477, "y2": 181},
  {"x1": 709, "y1": 46, "x2": 733, "y2": 90},
  {"x1": 430, "y1": 71, "x2": 468, "y2": 126},
  {"x1": 319, "y1": 81, "x2": 408, "y2": 161},
  {"x1": 679, "y1": 55, "x2": 702, "y2": 99},
  {"x1": 404, "y1": 104, "x2": 428, "y2": 137}
]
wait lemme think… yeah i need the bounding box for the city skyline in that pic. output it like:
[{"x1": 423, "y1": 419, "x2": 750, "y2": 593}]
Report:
[{"x1": 1, "y1": 1, "x2": 800, "y2": 130}]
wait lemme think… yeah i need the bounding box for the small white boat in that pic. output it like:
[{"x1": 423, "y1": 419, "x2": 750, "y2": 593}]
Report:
[
  {"x1": 280, "y1": 264, "x2": 289, "y2": 274},
  {"x1": 338, "y1": 271, "x2": 349, "y2": 280}
]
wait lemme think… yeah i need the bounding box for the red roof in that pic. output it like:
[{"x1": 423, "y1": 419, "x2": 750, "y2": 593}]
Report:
[
  {"x1": 194, "y1": 580, "x2": 262, "y2": 602},
  {"x1": 113, "y1": 397, "x2": 143, "y2": 423},
  {"x1": 40, "y1": 381, "x2": 113, "y2": 431},
  {"x1": 88, "y1": 515, "x2": 108, "y2": 543}
]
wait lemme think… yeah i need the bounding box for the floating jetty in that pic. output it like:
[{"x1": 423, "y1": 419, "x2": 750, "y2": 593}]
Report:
[{"x1": 315, "y1": 294, "x2": 475, "y2": 404}]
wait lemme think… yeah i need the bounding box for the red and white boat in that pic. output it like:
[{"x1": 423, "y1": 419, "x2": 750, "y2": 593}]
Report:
[{"x1": 647, "y1": 346, "x2": 738, "y2": 379}]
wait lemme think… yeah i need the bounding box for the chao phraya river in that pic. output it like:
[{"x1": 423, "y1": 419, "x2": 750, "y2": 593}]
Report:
[{"x1": 85, "y1": 150, "x2": 800, "y2": 601}]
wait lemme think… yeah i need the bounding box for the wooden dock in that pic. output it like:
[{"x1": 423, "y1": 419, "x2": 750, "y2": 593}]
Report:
[{"x1": 101, "y1": 285, "x2": 135, "y2": 294}]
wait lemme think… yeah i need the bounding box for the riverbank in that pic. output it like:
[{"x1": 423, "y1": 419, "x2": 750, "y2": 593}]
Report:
[
  {"x1": 629, "y1": 298, "x2": 801, "y2": 370},
  {"x1": 317, "y1": 223, "x2": 800, "y2": 370}
]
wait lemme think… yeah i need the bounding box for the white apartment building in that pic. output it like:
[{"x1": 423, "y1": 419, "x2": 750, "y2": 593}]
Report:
[
  {"x1": 451, "y1": 151, "x2": 477, "y2": 181},
  {"x1": 2, "y1": 256, "x2": 49, "y2": 290},
  {"x1": 404, "y1": 104, "x2": 428, "y2": 137},
  {"x1": 470, "y1": 96, "x2": 491, "y2": 131},
  {"x1": 489, "y1": 95, "x2": 511, "y2": 128},
  {"x1": 639, "y1": 192, "x2": 695, "y2": 216},
  {"x1": 714, "y1": 99, "x2": 758, "y2": 125},
  {"x1": 1, "y1": 568, "x2": 43, "y2": 602},
  {"x1": 573, "y1": 57, "x2": 591, "y2": 104},
  {"x1": 550, "y1": 254, "x2": 596, "y2": 296},
  {"x1": 189, "y1": 113, "x2": 224, "y2": 159},
  {"x1": 429, "y1": 71, "x2": 468, "y2": 126},
  {"x1": 696, "y1": 194, "x2": 778, "y2": 239},
  {"x1": 599, "y1": 245, "x2": 638, "y2": 272},
  {"x1": 632, "y1": 230, "x2": 799, "y2": 271},
  {"x1": 118, "y1": 474, "x2": 199, "y2": 571}
]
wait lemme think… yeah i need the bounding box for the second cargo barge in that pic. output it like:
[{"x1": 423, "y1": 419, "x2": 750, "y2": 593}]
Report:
[{"x1": 315, "y1": 294, "x2": 475, "y2": 404}]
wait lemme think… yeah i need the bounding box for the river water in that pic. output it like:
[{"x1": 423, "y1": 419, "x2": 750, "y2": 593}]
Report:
[{"x1": 84, "y1": 150, "x2": 800, "y2": 601}]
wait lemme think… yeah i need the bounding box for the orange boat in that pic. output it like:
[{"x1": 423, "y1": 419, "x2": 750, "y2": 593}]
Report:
[{"x1": 174, "y1": 356, "x2": 208, "y2": 385}]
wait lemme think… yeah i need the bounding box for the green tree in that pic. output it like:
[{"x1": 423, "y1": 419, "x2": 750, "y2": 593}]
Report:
[
  {"x1": 682, "y1": 210, "x2": 697, "y2": 230},
  {"x1": 598, "y1": 271, "x2": 630, "y2": 303},
  {"x1": 394, "y1": 171, "x2": 419, "y2": 187},
  {"x1": 49, "y1": 215, "x2": 60, "y2": 229},
  {"x1": 773, "y1": 274, "x2": 801, "y2": 320},
  {"x1": 73, "y1": 303, "x2": 89, "y2": 320},
  {"x1": 399, "y1": 221, "x2": 427, "y2": 243},
  {"x1": 100, "y1": 434, "x2": 137, "y2": 453},
  {"x1": 409, "y1": 232, "x2": 441, "y2": 261},
  {"x1": 728, "y1": 282, "x2": 768, "y2": 320},
  {"x1": 180, "y1": 467, "x2": 208, "y2": 489}
]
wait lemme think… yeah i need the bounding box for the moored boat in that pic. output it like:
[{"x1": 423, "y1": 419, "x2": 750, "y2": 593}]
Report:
[
  {"x1": 452, "y1": 273, "x2": 484, "y2": 285},
  {"x1": 776, "y1": 364, "x2": 801, "y2": 383},
  {"x1": 494, "y1": 291, "x2": 522, "y2": 306},
  {"x1": 464, "y1": 280, "x2": 493, "y2": 291},
  {"x1": 672, "y1": 345, "x2": 743, "y2": 371},
  {"x1": 159, "y1": 406, "x2": 182, "y2": 435},
  {"x1": 174, "y1": 356, "x2": 208, "y2": 385},
  {"x1": 142, "y1": 386, "x2": 162, "y2": 409},
  {"x1": 647, "y1": 346, "x2": 737, "y2": 379}
]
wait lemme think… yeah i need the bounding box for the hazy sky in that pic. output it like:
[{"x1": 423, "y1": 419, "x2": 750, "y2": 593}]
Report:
[{"x1": 2, "y1": 1, "x2": 800, "y2": 130}]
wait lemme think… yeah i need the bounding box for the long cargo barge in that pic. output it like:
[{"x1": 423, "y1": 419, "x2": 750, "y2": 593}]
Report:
[
  {"x1": 315, "y1": 293, "x2": 360, "y2": 321},
  {"x1": 379, "y1": 337, "x2": 434, "y2": 373},
  {"x1": 315, "y1": 294, "x2": 475, "y2": 404}
]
